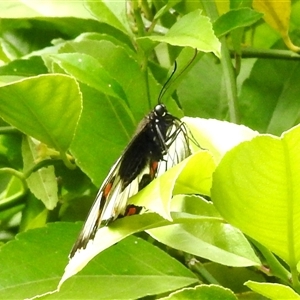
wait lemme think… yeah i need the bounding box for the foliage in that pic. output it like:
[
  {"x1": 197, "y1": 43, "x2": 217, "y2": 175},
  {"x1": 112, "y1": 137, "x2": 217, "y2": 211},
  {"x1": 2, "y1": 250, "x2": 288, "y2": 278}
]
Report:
[{"x1": 0, "y1": 0, "x2": 300, "y2": 299}]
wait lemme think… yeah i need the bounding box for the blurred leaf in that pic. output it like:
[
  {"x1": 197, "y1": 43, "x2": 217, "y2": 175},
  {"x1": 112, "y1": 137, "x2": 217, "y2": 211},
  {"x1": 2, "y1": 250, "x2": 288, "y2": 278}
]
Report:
[
  {"x1": 0, "y1": 175, "x2": 24, "y2": 211},
  {"x1": 22, "y1": 136, "x2": 58, "y2": 210},
  {"x1": 19, "y1": 193, "x2": 48, "y2": 232},
  {"x1": 161, "y1": 284, "x2": 238, "y2": 300},
  {"x1": 253, "y1": 0, "x2": 300, "y2": 52},
  {"x1": 246, "y1": 282, "x2": 300, "y2": 300},
  {"x1": 205, "y1": 263, "x2": 266, "y2": 293},
  {"x1": 86, "y1": 0, "x2": 132, "y2": 36},
  {"x1": 154, "y1": 0, "x2": 182, "y2": 20},
  {"x1": 176, "y1": 54, "x2": 226, "y2": 120},
  {"x1": 0, "y1": 74, "x2": 82, "y2": 153},
  {"x1": 59, "y1": 195, "x2": 94, "y2": 222},
  {"x1": 0, "y1": 0, "x2": 93, "y2": 18},
  {"x1": 140, "y1": 10, "x2": 221, "y2": 57},
  {"x1": 0, "y1": 56, "x2": 47, "y2": 77},
  {"x1": 213, "y1": 8, "x2": 263, "y2": 37},
  {"x1": 212, "y1": 124, "x2": 300, "y2": 266},
  {"x1": 0, "y1": 133, "x2": 22, "y2": 169},
  {"x1": 238, "y1": 57, "x2": 300, "y2": 134}
]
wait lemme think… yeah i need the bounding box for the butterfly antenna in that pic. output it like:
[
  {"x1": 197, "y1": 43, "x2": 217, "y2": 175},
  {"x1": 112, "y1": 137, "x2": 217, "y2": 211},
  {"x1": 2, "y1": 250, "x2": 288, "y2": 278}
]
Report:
[
  {"x1": 157, "y1": 49, "x2": 198, "y2": 105},
  {"x1": 158, "y1": 61, "x2": 178, "y2": 104},
  {"x1": 172, "y1": 48, "x2": 198, "y2": 88}
]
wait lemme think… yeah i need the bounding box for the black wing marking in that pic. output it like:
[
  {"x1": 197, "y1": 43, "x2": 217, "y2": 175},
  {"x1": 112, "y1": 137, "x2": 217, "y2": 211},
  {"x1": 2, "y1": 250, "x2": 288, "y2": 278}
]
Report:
[{"x1": 70, "y1": 106, "x2": 192, "y2": 258}]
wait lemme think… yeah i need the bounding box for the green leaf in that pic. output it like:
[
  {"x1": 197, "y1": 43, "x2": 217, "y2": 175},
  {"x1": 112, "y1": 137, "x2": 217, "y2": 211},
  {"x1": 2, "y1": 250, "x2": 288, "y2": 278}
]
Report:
[
  {"x1": 239, "y1": 58, "x2": 300, "y2": 135},
  {"x1": 86, "y1": 0, "x2": 132, "y2": 36},
  {"x1": 0, "y1": 0, "x2": 93, "y2": 18},
  {"x1": 212, "y1": 124, "x2": 300, "y2": 266},
  {"x1": 253, "y1": 0, "x2": 300, "y2": 52},
  {"x1": 204, "y1": 262, "x2": 266, "y2": 293},
  {"x1": 131, "y1": 151, "x2": 215, "y2": 219},
  {"x1": 0, "y1": 74, "x2": 82, "y2": 153},
  {"x1": 174, "y1": 150, "x2": 216, "y2": 196},
  {"x1": 67, "y1": 39, "x2": 176, "y2": 184},
  {"x1": 246, "y1": 281, "x2": 300, "y2": 300},
  {"x1": 0, "y1": 175, "x2": 24, "y2": 211},
  {"x1": 69, "y1": 84, "x2": 134, "y2": 186},
  {"x1": 183, "y1": 117, "x2": 259, "y2": 162},
  {"x1": 48, "y1": 53, "x2": 127, "y2": 101},
  {"x1": 177, "y1": 55, "x2": 225, "y2": 120},
  {"x1": 153, "y1": 0, "x2": 182, "y2": 20},
  {"x1": 0, "y1": 133, "x2": 22, "y2": 169},
  {"x1": 0, "y1": 222, "x2": 198, "y2": 299},
  {"x1": 19, "y1": 193, "x2": 48, "y2": 232},
  {"x1": 61, "y1": 38, "x2": 161, "y2": 115},
  {"x1": 0, "y1": 56, "x2": 47, "y2": 77},
  {"x1": 161, "y1": 284, "x2": 238, "y2": 300},
  {"x1": 22, "y1": 136, "x2": 58, "y2": 210},
  {"x1": 213, "y1": 8, "x2": 263, "y2": 37},
  {"x1": 148, "y1": 195, "x2": 260, "y2": 267},
  {"x1": 140, "y1": 10, "x2": 221, "y2": 57},
  {"x1": 60, "y1": 213, "x2": 166, "y2": 286},
  {"x1": 61, "y1": 151, "x2": 216, "y2": 281}
]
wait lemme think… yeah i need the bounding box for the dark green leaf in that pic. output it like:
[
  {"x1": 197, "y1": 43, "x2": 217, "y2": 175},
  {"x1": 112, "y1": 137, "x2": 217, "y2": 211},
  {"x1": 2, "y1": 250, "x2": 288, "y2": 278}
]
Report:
[
  {"x1": 239, "y1": 57, "x2": 300, "y2": 134},
  {"x1": 213, "y1": 8, "x2": 263, "y2": 37}
]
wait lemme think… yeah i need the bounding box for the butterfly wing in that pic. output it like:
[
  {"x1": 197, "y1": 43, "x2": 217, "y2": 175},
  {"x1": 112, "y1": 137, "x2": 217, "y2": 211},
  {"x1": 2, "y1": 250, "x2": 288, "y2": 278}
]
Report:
[{"x1": 70, "y1": 106, "x2": 192, "y2": 258}]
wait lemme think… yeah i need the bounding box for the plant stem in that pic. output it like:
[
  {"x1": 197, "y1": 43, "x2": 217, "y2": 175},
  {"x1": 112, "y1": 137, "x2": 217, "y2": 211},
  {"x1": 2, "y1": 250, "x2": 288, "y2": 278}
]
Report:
[
  {"x1": 132, "y1": 0, "x2": 146, "y2": 37},
  {"x1": 0, "y1": 126, "x2": 20, "y2": 134},
  {"x1": 0, "y1": 168, "x2": 27, "y2": 211},
  {"x1": 232, "y1": 48, "x2": 300, "y2": 60},
  {"x1": 60, "y1": 151, "x2": 76, "y2": 170},
  {"x1": 131, "y1": 0, "x2": 151, "y2": 109},
  {"x1": 23, "y1": 159, "x2": 61, "y2": 178},
  {"x1": 140, "y1": 0, "x2": 153, "y2": 21},
  {"x1": 291, "y1": 264, "x2": 300, "y2": 293},
  {"x1": 0, "y1": 167, "x2": 25, "y2": 182},
  {"x1": 202, "y1": 1, "x2": 239, "y2": 124},
  {"x1": 186, "y1": 255, "x2": 220, "y2": 285},
  {"x1": 250, "y1": 239, "x2": 291, "y2": 284}
]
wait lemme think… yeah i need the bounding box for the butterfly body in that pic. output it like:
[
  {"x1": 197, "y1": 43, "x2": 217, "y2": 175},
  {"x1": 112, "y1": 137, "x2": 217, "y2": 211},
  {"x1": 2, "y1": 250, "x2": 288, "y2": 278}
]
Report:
[{"x1": 70, "y1": 104, "x2": 191, "y2": 258}]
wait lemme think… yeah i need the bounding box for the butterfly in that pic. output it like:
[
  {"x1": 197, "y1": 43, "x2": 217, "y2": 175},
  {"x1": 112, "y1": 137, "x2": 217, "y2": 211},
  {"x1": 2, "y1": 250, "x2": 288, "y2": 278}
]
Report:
[{"x1": 69, "y1": 59, "x2": 197, "y2": 259}]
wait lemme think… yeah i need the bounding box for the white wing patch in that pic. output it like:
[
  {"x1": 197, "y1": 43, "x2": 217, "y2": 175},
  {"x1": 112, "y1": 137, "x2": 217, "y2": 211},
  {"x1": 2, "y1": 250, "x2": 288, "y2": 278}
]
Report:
[{"x1": 70, "y1": 117, "x2": 192, "y2": 259}]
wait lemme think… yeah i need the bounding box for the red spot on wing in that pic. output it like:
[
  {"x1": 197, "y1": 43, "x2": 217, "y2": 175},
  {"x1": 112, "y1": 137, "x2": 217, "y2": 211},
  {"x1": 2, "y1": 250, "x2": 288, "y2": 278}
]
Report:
[
  {"x1": 150, "y1": 160, "x2": 158, "y2": 178},
  {"x1": 124, "y1": 204, "x2": 143, "y2": 216},
  {"x1": 103, "y1": 181, "x2": 113, "y2": 198},
  {"x1": 126, "y1": 206, "x2": 138, "y2": 216}
]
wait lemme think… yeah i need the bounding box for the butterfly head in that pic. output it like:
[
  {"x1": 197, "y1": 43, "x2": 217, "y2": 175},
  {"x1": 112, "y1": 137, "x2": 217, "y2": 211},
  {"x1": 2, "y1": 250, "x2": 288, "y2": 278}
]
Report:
[{"x1": 154, "y1": 104, "x2": 167, "y2": 118}]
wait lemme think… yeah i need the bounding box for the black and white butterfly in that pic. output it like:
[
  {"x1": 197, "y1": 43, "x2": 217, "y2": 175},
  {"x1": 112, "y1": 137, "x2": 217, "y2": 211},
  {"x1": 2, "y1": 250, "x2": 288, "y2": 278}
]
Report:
[{"x1": 70, "y1": 63, "x2": 195, "y2": 259}]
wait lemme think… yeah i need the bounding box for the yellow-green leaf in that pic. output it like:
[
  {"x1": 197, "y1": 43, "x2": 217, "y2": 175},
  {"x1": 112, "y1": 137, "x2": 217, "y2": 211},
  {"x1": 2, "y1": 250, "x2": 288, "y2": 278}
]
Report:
[{"x1": 253, "y1": 0, "x2": 300, "y2": 52}]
